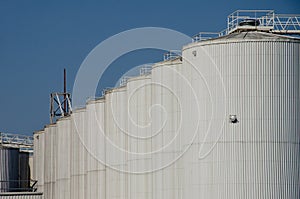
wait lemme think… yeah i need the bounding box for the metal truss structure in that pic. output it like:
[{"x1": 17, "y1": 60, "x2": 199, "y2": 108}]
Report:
[
  {"x1": 193, "y1": 10, "x2": 300, "y2": 42},
  {"x1": 0, "y1": 132, "x2": 33, "y2": 152},
  {"x1": 50, "y1": 92, "x2": 72, "y2": 123}
]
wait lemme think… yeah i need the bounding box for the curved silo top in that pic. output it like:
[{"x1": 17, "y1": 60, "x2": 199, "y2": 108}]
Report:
[
  {"x1": 184, "y1": 31, "x2": 300, "y2": 50},
  {"x1": 152, "y1": 56, "x2": 182, "y2": 69}
]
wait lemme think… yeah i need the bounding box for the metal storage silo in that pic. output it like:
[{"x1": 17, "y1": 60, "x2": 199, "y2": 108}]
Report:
[
  {"x1": 104, "y1": 87, "x2": 128, "y2": 199},
  {"x1": 71, "y1": 108, "x2": 86, "y2": 199},
  {"x1": 54, "y1": 124, "x2": 60, "y2": 199},
  {"x1": 49, "y1": 124, "x2": 57, "y2": 199},
  {"x1": 112, "y1": 87, "x2": 128, "y2": 199},
  {"x1": 85, "y1": 100, "x2": 96, "y2": 199},
  {"x1": 85, "y1": 98, "x2": 106, "y2": 199},
  {"x1": 181, "y1": 31, "x2": 300, "y2": 199},
  {"x1": 151, "y1": 57, "x2": 186, "y2": 199},
  {"x1": 94, "y1": 99, "x2": 106, "y2": 199},
  {"x1": 56, "y1": 117, "x2": 71, "y2": 199},
  {"x1": 126, "y1": 75, "x2": 152, "y2": 199},
  {"x1": 103, "y1": 90, "x2": 114, "y2": 199},
  {"x1": 86, "y1": 99, "x2": 106, "y2": 199},
  {"x1": 0, "y1": 147, "x2": 19, "y2": 192},
  {"x1": 43, "y1": 126, "x2": 51, "y2": 199},
  {"x1": 37, "y1": 131, "x2": 45, "y2": 193}
]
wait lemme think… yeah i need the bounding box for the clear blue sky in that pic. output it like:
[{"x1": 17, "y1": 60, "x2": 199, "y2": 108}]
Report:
[{"x1": 0, "y1": 0, "x2": 299, "y2": 135}]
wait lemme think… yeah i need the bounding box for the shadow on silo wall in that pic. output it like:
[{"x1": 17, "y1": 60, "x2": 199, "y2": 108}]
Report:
[
  {"x1": 19, "y1": 152, "x2": 30, "y2": 190},
  {"x1": 0, "y1": 147, "x2": 31, "y2": 192}
]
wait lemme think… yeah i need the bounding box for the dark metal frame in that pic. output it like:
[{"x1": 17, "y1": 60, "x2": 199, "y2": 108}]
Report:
[{"x1": 50, "y1": 92, "x2": 72, "y2": 123}]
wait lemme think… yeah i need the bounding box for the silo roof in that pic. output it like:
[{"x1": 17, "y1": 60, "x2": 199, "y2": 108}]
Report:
[
  {"x1": 184, "y1": 31, "x2": 300, "y2": 50},
  {"x1": 218, "y1": 31, "x2": 300, "y2": 41}
]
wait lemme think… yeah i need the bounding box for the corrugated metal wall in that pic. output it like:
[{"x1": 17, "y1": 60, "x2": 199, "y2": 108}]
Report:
[{"x1": 33, "y1": 32, "x2": 300, "y2": 199}]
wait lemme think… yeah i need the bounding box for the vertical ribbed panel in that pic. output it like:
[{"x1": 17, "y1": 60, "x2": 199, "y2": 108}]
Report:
[
  {"x1": 49, "y1": 126, "x2": 54, "y2": 199},
  {"x1": 86, "y1": 101, "x2": 95, "y2": 199},
  {"x1": 96, "y1": 100, "x2": 106, "y2": 199},
  {"x1": 71, "y1": 109, "x2": 86, "y2": 199},
  {"x1": 86, "y1": 99, "x2": 106, "y2": 199},
  {"x1": 151, "y1": 59, "x2": 184, "y2": 199},
  {"x1": 104, "y1": 91, "x2": 116, "y2": 199},
  {"x1": 104, "y1": 87, "x2": 128, "y2": 199},
  {"x1": 126, "y1": 76, "x2": 152, "y2": 199},
  {"x1": 56, "y1": 118, "x2": 71, "y2": 199},
  {"x1": 38, "y1": 132, "x2": 45, "y2": 193},
  {"x1": 43, "y1": 127, "x2": 50, "y2": 199}
]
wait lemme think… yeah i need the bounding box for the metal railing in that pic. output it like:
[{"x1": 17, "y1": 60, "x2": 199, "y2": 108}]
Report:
[
  {"x1": 163, "y1": 50, "x2": 182, "y2": 61},
  {"x1": 0, "y1": 133, "x2": 33, "y2": 150},
  {"x1": 273, "y1": 14, "x2": 300, "y2": 33},
  {"x1": 118, "y1": 65, "x2": 152, "y2": 87},
  {"x1": 227, "y1": 10, "x2": 300, "y2": 34},
  {"x1": 192, "y1": 32, "x2": 221, "y2": 42},
  {"x1": 139, "y1": 64, "x2": 152, "y2": 75},
  {"x1": 119, "y1": 76, "x2": 131, "y2": 87},
  {"x1": 101, "y1": 87, "x2": 114, "y2": 96},
  {"x1": 0, "y1": 180, "x2": 38, "y2": 192},
  {"x1": 192, "y1": 10, "x2": 300, "y2": 43},
  {"x1": 227, "y1": 10, "x2": 275, "y2": 33}
]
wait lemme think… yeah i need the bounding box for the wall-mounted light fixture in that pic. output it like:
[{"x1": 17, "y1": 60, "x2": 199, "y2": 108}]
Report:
[
  {"x1": 192, "y1": 50, "x2": 197, "y2": 57},
  {"x1": 229, "y1": 115, "x2": 238, "y2": 124}
]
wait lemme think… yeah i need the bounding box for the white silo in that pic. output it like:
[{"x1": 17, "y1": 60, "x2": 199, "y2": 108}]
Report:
[
  {"x1": 104, "y1": 87, "x2": 128, "y2": 199},
  {"x1": 151, "y1": 57, "x2": 186, "y2": 199},
  {"x1": 37, "y1": 130, "x2": 45, "y2": 193},
  {"x1": 56, "y1": 117, "x2": 71, "y2": 199},
  {"x1": 85, "y1": 99, "x2": 97, "y2": 199},
  {"x1": 113, "y1": 87, "x2": 128, "y2": 199},
  {"x1": 85, "y1": 98, "x2": 106, "y2": 199},
  {"x1": 43, "y1": 125, "x2": 51, "y2": 199},
  {"x1": 70, "y1": 108, "x2": 87, "y2": 199},
  {"x1": 49, "y1": 124, "x2": 57, "y2": 199},
  {"x1": 126, "y1": 75, "x2": 152, "y2": 199},
  {"x1": 181, "y1": 31, "x2": 300, "y2": 199}
]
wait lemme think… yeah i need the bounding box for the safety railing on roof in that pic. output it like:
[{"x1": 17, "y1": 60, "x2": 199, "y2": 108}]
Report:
[
  {"x1": 0, "y1": 180, "x2": 38, "y2": 192},
  {"x1": 139, "y1": 64, "x2": 152, "y2": 75},
  {"x1": 227, "y1": 10, "x2": 275, "y2": 33},
  {"x1": 163, "y1": 50, "x2": 181, "y2": 61},
  {"x1": 0, "y1": 132, "x2": 33, "y2": 151},
  {"x1": 192, "y1": 29, "x2": 230, "y2": 42},
  {"x1": 119, "y1": 76, "x2": 131, "y2": 87},
  {"x1": 118, "y1": 64, "x2": 152, "y2": 87},
  {"x1": 272, "y1": 14, "x2": 300, "y2": 33},
  {"x1": 192, "y1": 10, "x2": 300, "y2": 43},
  {"x1": 101, "y1": 87, "x2": 114, "y2": 96},
  {"x1": 192, "y1": 32, "x2": 221, "y2": 42},
  {"x1": 227, "y1": 10, "x2": 300, "y2": 34}
]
